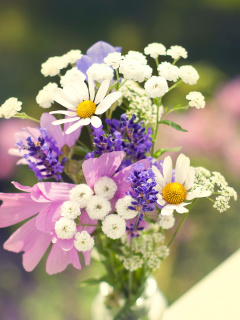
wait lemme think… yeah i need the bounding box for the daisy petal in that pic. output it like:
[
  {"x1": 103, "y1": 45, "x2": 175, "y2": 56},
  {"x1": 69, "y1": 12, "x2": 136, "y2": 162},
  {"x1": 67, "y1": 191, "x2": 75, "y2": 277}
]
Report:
[
  {"x1": 53, "y1": 88, "x2": 76, "y2": 110},
  {"x1": 95, "y1": 92, "x2": 122, "y2": 115},
  {"x1": 52, "y1": 117, "x2": 80, "y2": 125},
  {"x1": 152, "y1": 166, "x2": 166, "y2": 188},
  {"x1": 94, "y1": 80, "x2": 110, "y2": 105},
  {"x1": 90, "y1": 116, "x2": 102, "y2": 128},
  {"x1": 186, "y1": 191, "x2": 196, "y2": 200},
  {"x1": 63, "y1": 86, "x2": 83, "y2": 104},
  {"x1": 66, "y1": 118, "x2": 91, "y2": 134},
  {"x1": 175, "y1": 154, "x2": 190, "y2": 184},
  {"x1": 163, "y1": 156, "x2": 173, "y2": 183},
  {"x1": 176, "y1": 204, "x2": 189, "y2": 214},
  {"x1": 88, "y1": 76, "x2": 95, "y2": 101},
  {"x1": 161, "y1": 206, "x2": 174, "y2": 216},
  {"x1": 184, "y1": 166, "x2": 195, "y2": 190},
  {"x1": 50, "y1": 110, "x2": 77, "y2": 116},
  {"x1": 71, "y1": 80, "x2": 89, "y2": 101}
]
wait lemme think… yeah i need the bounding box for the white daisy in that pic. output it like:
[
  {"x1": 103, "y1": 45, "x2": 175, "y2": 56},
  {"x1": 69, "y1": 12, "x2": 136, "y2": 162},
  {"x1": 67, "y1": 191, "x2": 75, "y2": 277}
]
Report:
[
  {"x1": 152, "y1": 154, "x2": 206, "y2": 216},
  {"x1": 49, "y1": 74, "x2": 122, "y2": 134}
]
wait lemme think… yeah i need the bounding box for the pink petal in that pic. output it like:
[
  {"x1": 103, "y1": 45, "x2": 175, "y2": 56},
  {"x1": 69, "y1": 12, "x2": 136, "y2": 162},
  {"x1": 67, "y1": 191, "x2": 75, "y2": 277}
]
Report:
[
  {"x1": 78, "y1": 210, "x2": 97, "y2": 234},
  {"x1": 0, "y1": 192, "x2": 46, "y2": 227},
  {"x1": 4, "y1": 217, "x2": 38, "y2": 253},
  {"x1": 83, "y1": 249, "x2": 92, "y2": 266},
  {"x1": 46, "y1": 244, "x2": 81, "y2": 275},
  {"x1": 22, "y1": 232, "x2": 52, "y2": 272},
  {"x1": 4, "y1": 217, "x2": 51, "y2": 272},
  {"x1": 12, "y1": 181, "x2": 32, "y2": 193},
  {"x1": 82, "y1": 151, "x2": 124, "y2": 188},
  {"x1": 56, "y1": 237, "x2": 74, "y2": 251},
  {"x1": 34, "y1": 182, "x2": 74, "y2": 202},
  {"x1": 36, "y1": 202, "x2": 62, "y2": 233},
  {"x1": 40, "y1": 113, "x2": 65, "y2": 149},
  {"x1": 63, "y1": 115, "x2": 82, "y2": 148}
]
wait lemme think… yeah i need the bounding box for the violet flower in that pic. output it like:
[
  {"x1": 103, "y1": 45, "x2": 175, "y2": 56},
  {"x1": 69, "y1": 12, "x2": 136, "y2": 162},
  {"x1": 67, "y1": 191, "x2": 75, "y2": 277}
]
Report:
[{"x1": 76, "y1": 41, "x2": 121, "y2": 77}]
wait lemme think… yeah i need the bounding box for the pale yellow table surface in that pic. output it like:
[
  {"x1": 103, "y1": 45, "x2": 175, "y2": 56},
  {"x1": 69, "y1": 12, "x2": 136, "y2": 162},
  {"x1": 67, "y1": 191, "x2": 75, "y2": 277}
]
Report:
[{"x1": 164, "y1": 249, "x2": 240, "y2": 320}]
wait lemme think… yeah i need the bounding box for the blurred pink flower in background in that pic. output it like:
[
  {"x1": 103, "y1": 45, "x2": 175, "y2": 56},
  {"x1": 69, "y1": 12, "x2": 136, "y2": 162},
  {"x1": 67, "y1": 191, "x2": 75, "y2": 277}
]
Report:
[
  {"x1": 0, "y1": 119, "x2": 35, "y2": 179},
  {"x1": 216, "y1": 76, "x2": 240, "y2": 117},
  {"x1": 157, "y1": 77, "x2": 240, "y2": 175}
]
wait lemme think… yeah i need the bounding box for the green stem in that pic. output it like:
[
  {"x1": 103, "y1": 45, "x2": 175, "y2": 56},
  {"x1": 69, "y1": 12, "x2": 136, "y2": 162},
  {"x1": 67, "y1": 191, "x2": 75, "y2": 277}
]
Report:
[
  {"x1": 167, "y1": 199, "x2": 197, "y2": 247},
  {"x1": 118, "y1": 79, "x2": 128, "y2": 89},
  {"x1": 14, "y1": 112, "x2": 40, "y2": 122},
  {"x1": 115, "y1": 69, "x2": 120, "y2": 89},
  {"x1": 167, "y1": 79, "x2": 182, "y2": 93},
  {"x1": 152, "y1": 98, "x2": 162, "y2": 155},
  {"x1": 128, "y1": 239, "x2": 133, "y2": 298}
]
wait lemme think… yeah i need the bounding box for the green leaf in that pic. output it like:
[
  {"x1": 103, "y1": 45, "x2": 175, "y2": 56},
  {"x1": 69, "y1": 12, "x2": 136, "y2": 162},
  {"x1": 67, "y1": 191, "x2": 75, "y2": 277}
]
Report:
[
  {"x1": 76, "y1": 276, "x2": 109, "y2": 288},
  {"x1": 72, "y1": 145, "x2": 90, "y2": 155},
  {"x1": 153, "y1": 146, "x2": 181, "y2": 158},
  {"x1": 159, "y1": 120, "x2": 188, "y2": 132}
]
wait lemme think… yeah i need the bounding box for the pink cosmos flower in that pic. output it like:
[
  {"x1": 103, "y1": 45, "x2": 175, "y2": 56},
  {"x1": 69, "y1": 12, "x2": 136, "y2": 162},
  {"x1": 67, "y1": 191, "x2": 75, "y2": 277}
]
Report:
[
  {"x1": 0, "y1": 181, "x2": 96, "y2": 275},
  {"x1": 82, "y1": 150, "x2": 149, "y2": 209}
]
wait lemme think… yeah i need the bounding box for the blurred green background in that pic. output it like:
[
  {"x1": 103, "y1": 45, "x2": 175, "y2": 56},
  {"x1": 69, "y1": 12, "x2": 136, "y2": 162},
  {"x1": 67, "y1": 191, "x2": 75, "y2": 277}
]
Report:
[{"x1": 0, "y1": 0, "x2": 239, "y2": 319}]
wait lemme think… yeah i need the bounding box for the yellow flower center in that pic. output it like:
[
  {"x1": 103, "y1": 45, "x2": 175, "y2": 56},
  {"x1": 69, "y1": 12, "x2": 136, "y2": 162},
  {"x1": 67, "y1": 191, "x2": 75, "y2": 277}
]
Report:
[
  {"x1": 162, "y1": 182, "x2": 187, "y2": 204},
  {"x1": 76, "y1": 100, "x2": 96, "y2": 119}
]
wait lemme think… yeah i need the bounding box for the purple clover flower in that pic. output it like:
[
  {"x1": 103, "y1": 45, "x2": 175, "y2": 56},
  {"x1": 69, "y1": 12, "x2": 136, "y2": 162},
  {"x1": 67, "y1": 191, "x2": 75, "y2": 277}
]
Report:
[
  {"x1": 85, "y1": 114, "x2": 152, "y2": 169},
  {"x1": 76, "y1": 41, "x2": 121, "y2": 77},
  {"x1": 17, "y1": 128, "x2": 66, "y2": 181}
]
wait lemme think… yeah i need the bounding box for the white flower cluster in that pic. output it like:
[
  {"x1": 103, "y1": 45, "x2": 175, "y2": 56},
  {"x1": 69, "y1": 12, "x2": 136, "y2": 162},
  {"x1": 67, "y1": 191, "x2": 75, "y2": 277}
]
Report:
[
  {"x1": 144, "y1": 43, "x2": 166, "y2": 58},
  {"x1": 117, "y1": 227, "x2": 169, "y2": 271},
  {"x1": 54, "y1": 177, "x2": 122, "y2": 252},
  {"x1": 41, "y1": 49, "x2": 82, "y2": 77},
  {"x1": 119, "y1": 51, "x2": 152, "y2": 83},
  {"x1": 104, "y1": 52, "x2": 123, "y2": 69},
  {"x1": 87, "y1": 63, "x2": 114, "y2": 83},
  {"x1": 0, "y1": 97, "x2": 22, "y2": 119},
  {"x1": 194, "y1": 167, "x2": 237, "y2": 213},
  {"x1": 167, "y1": 45, "x2": 188, "y2": 60},
  {"x1": 186, "y1": 91, "x2": 206, "y2": 109},
  {"x1": 55, "y1": 195, "x2": 95, "y2": 252},
  {"x1": 118, "y1": 80, "x2": 157, "y2": 127},
  {"x1": 36, "y1": 82, "x2": 58, "y2": 108},
  {"x1": 159, "y1": 214, "x2": 175, "y2": 229}
]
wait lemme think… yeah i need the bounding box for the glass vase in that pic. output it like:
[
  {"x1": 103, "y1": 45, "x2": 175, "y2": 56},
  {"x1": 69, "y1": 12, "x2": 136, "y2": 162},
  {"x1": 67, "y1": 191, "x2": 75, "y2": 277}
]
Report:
[{"x1": 91, "y1": 277, "x2": 167, "y2": 320}]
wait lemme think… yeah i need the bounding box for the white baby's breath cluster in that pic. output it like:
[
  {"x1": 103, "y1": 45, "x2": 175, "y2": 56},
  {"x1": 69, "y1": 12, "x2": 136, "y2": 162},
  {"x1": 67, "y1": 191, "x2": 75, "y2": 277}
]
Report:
[
  {"x1": 186, "y1": 91, "x2": 206, "y2": 109},
  {"x1": 0, "y1": 98, "x2": 22, "y2": 119},
  {"x1": 144, "y1": 43, "x2": 166, "y2": 58},
  {"x1": 194, "y1": 167, "x2": 237, "y2": 213},
  {"x1": 117, "y1": 227, "x2": 169, "y2": 271},
  {"x1": 41, "y1": 49, "x2": 82, "y2": 77},
  {"x1": 118, "y1": 80, "x2": 157, "y2": 127},
  {"x1": 36, "y1": 82, "x2": 58, "y2": 108},
  {"x1": 119, "y1": 51, "x2": 152, "y2": 83},
  {"x1": 87, "y1": 63, "x2": 114, "y2": 83},
  {"x1": 104, "y1": 52, "x2": 123, "y2": 69}
]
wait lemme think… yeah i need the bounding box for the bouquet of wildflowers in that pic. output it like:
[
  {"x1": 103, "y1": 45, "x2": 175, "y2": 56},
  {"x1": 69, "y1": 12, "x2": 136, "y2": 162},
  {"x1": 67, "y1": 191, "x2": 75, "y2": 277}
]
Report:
[{"x1": 0, "y1": 41, "x2": 237, "y2": 319}]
